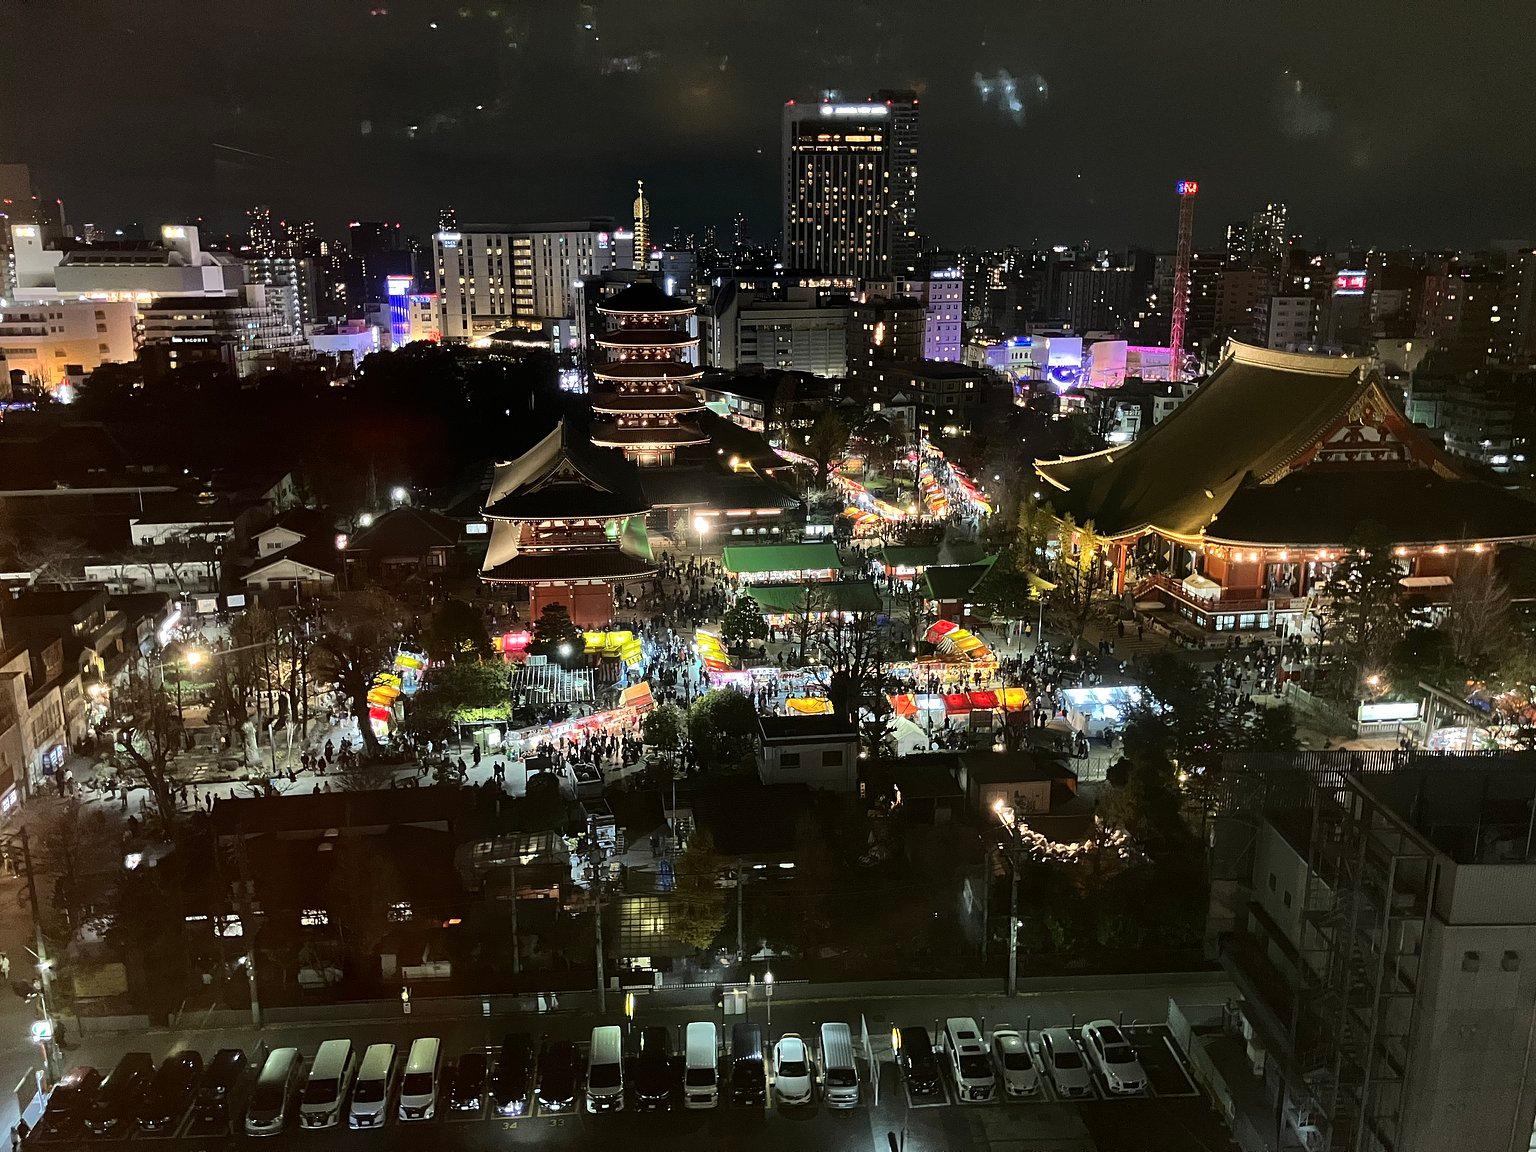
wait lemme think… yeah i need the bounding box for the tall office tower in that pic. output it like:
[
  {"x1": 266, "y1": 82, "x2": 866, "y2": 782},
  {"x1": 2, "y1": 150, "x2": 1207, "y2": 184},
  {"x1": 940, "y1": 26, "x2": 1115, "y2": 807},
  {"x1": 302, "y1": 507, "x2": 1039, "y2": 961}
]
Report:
[
  {"x1": 732, "y1": 212, "x2": 750, "y2": 255},
  {"x1": 1247, "y1": 201, "x2": 1288, "y2": 276},
  {"x1": 1169, "y1": 180, "x2": 1199, "y2": 378},
  {"x1": 279, "y1": 218, "x2": 320, "y2": 258},
  {"x1": 782, "y1": 95, "x2": 907, "y2": 282},
  {"x1": 631, "y1": 179, "x2": 651, "y2": 269},
  {"x1": 348, "y1": 220, "x2": 411, "y2": 307},
  {"x1": 874, "y1": 89, "x2": 920, "y2": 276},
  {"x1": 246, "y1": 204, "x2": 277, "y2": 257},
  {"x1": 437, "y1": 205, "x2": 458, "y2": 232}
]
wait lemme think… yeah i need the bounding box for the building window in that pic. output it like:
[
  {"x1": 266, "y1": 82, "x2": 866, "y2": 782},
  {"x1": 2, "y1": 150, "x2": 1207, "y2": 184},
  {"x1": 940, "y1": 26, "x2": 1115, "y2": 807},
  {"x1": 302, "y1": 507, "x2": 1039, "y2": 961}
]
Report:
[
  {"x1": 780, "y1": 752, "x2": 801, "y2": 769},
  {"x1": 1267, "y1": 873, "x2": 1276, "y2": 893},
  {"x1": 822, "y1": 749, "x2": 844, "y2": 767}
]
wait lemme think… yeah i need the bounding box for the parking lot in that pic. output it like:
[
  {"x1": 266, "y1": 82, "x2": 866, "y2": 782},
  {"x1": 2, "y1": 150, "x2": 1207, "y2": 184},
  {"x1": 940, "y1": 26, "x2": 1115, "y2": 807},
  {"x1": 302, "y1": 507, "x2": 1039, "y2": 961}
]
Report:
[{"x1": 22, "y1": 985, "x2": 1234, "y2": 1152}]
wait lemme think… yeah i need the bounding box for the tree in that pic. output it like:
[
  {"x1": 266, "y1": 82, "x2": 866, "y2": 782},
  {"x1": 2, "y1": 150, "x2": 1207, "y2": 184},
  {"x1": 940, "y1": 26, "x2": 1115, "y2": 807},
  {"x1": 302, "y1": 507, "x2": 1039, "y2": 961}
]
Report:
[
  {"x1": 310, "y1": 590, "x2": 407, "y2": 757},
  {"x1": 821, "y1": 611, "x2": 884, "y2": 725},
  {"x1": 973, "y1": 555, "x2": 1046, "y2": 629},
  {"x1": 1046, "y1": 515, "x2": 1115, "y2": 656},
  {"x1": 687, "y1": 690, "x2": 758, "y2": 775},
  {"x1": 1319, "y1": 530, "x2": 1409, "y2": 698},
  {"x1": 422, "y1": 597, "x2": 492, "y2": 664},
  {"x1": 407, "y1": 659, "x2": 511, "y2": 738},
  {"x1": 720, "y1": 597, "x2": 767, "y2": 659},
  {"x1": 641, "y1": 703, "x2": 686, "y2": 762},
  {"x1": 1448, "y1": 557, "x2": 1511, "y2": 676},
  {"x1": 105, "y1": 665, "x2": 186, "y2": 836},
  {"x1": 10, "y1": 532, "x2": 90, "y2": 589},
  {"x1": 324, "y1": 834, "x2": 407, "y2": 981},
  {"x1": 670, "y1": 828, "x2": 728, "y2": 952},
  {"x1": 528, "y1": 603, "x2": 587, "y2": 669},
  {"x1": 802, "y1": 409, "x2": 850, "y2": 488}
]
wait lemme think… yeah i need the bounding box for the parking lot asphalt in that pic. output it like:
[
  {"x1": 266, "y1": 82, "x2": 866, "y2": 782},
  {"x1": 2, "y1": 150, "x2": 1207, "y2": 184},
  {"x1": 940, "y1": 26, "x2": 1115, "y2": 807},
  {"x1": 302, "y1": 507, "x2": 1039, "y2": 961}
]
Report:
[{"x1": 27, "y1": 984, "x2": 1236, "y2": 1152}]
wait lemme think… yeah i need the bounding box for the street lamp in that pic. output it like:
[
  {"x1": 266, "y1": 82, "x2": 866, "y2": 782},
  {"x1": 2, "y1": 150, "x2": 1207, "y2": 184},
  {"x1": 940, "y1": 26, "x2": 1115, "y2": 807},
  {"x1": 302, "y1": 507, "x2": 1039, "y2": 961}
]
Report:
[
  {"x1": 391, "y1": 486, "x2": 409, "y2": 505},
  {"x1": 764, "y1": 969, "x2": 774, "y2": 1034},
  {"x1": 993, "y1": 802, "x2": 1022, "y2": 998}
]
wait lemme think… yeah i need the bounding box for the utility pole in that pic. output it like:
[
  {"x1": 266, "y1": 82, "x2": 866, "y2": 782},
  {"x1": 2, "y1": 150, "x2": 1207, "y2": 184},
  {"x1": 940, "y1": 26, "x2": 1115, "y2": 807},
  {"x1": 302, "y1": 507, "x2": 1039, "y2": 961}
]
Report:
[
  {"x1": 736, "y1": 860, "x2": 744, "y2": 961},
  {"x1": 1006, "y1": 861, "x2": 1019, "y2": 998},
  {"x1": 593, "y1": 865, "x2": 607, "y2": 1014},
  {"x1": 19, "y1": 828, "x2": 59, "y2": 1081},
  {"x1": 228, "y1": 830, "x2": 263, "y2": 1026},
  {"x1": 509, "y1": 859, "x2": 520, "y2": 975},
  {"x1": 979, "y1": 840, "x2": 990, "y2": 965}
]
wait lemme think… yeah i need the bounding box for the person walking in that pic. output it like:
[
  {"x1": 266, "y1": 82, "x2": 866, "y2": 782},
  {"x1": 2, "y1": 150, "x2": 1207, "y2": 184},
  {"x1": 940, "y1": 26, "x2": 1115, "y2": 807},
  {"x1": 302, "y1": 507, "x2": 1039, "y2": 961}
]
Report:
[{"x1": 1, "y1": 952, "x2": 12, "y2": 980}]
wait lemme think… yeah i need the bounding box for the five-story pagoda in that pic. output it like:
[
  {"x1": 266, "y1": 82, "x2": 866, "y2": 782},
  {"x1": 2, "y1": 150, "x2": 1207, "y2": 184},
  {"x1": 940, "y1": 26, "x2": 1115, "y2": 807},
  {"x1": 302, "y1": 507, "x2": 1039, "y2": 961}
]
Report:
[{"x1": 590, "y1": 281, "x2": 708, "y2": 467}]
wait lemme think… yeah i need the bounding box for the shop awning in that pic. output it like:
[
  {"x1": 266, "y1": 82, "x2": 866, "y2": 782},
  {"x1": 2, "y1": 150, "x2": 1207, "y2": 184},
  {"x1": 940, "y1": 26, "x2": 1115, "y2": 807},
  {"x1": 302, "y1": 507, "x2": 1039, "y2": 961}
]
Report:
[
  {"x1": 890, "y1": 693, "x2": 918, "y2": 719},
  {"x1": 619, "y1": 681, "x2": 654, "y2": 710},
  {"x1": 786, "y1": 697, "x2": 834, "y2": 715},
  {"x1": 1001, "y1": 687, "x2": 1029, "y2": 712},
  {"x1": 925, "y1": 619, "x2": 959, "y2": 644},
  {"x1": 968, "y1": 690, "x2": 999, "y2": 710},
  {"x1": 1400, "y1": 575, "x2": 1453, "y2": 589},
  {"x1": 943, "y1": 693, "x2": 972, "y2": 716}
]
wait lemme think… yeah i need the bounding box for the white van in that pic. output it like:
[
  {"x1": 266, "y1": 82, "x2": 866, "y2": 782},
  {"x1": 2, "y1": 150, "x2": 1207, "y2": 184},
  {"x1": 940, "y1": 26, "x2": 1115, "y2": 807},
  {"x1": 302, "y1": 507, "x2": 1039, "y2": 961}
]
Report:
[
  {"x1": 245, "y1": 1048, "x2": 303, "y2": 1137},
  {"x1": 942, "y1": 1017, "x2": 995, "y2": 1103},
  {"x1": 300, "y1": 1040, "x2": 356, "y2": 1129},
  {"x1": 684, "y1": 1021, "x2": 719, "y2": 1109},
  {"x1": 398, "y1": 1038, "x2": 442, "y2": 1121},
  {"x1": 819, "y1": 1022, "x2": 859, "y2": 1108},
  {"x1": 348, "y1": 1044, "x2": 397, "y2": 1129},
  {"x1": 586, "y1": 1026, "x2": 625, "y2": 1113}
]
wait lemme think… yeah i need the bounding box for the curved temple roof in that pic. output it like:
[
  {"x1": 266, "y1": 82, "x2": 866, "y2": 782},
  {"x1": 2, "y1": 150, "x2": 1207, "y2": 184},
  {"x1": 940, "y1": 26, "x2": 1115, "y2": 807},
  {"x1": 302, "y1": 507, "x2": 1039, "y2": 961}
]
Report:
[{"x1": 1031, "y1": 342, "x2": 1536, "y2": 545}]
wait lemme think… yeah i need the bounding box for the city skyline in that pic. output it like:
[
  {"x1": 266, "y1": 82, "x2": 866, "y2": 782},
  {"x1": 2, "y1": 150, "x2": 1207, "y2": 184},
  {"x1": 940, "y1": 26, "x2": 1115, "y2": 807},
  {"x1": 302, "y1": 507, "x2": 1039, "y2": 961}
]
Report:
[{"x1": 2, "y1": 1, "x2": 1533, "y2": 249}]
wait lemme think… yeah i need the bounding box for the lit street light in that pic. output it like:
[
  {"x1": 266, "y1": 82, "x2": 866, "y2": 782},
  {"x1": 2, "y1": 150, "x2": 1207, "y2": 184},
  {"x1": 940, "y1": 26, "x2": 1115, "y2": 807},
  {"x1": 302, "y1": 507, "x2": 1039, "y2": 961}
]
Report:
[{"x1": 764, "y1": 969, "x2": 774, "y2": 1033}]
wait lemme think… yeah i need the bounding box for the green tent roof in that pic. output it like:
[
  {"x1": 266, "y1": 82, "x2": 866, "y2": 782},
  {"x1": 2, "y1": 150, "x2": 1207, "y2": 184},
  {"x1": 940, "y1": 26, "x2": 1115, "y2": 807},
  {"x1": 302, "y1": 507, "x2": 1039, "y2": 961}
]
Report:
[
  {"x1": 744, "y1": 580, "x2": 883, "y2": 615},
  {"x1": 722, "y1": 542, "x2": 841, "y2": 576}
]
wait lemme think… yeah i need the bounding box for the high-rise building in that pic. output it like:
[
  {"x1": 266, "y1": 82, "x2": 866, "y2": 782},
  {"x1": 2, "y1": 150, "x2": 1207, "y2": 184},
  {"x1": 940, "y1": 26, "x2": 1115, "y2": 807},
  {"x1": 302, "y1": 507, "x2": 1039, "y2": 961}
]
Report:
[
  {"x1": 432, "y1": 220, "x2": 615, "y2": 342},
  {"x1": 782, "y1": 94, "x2": 917, "y2": 283},
  {"x1": 246, "y1": 204, "x2": 276, "y2": 258},
  {"x1": 347, "y1": 221, "x2": 411, "y2": 307},
  {"x1": 631, "y1": 180, "x2": 650, "y2": 270},
  {"x1": 437, "y1": 205, "x2": 458, "y2": 232}
]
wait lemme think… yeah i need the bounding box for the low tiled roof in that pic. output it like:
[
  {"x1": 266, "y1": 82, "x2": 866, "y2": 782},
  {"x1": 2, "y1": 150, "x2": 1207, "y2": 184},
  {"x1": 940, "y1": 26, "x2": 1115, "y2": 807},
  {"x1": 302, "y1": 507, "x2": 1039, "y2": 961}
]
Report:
[
  {"x1": 481, "y1": 548, "x2": 655, "y2": 583},
  {"x1": 723, "y1": 542, "x2": 840, "y2": 575}
]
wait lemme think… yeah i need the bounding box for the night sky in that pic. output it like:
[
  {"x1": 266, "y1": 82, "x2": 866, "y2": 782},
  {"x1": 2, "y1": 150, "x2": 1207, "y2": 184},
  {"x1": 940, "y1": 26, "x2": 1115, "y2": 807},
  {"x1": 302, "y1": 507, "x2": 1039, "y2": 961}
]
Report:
[{"x1": 2, "y1": 0, "x2": 1532, "y2": 249}]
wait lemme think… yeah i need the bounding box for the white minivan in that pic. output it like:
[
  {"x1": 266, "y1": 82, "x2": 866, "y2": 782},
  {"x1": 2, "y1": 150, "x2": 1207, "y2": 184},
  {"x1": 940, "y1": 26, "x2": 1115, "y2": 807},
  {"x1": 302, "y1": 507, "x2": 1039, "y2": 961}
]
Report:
[
  {"x1": 300, "y1": 1040, "x2": 356, "y2": 1129},
  {"x1": 586, "y1": 1026, "x2": 625, "y2": 1112},
  {"x1": 684, "y1": 1021, "x2": 719, "y2": 1109},
  {"x1": 398, "y1": 1038, "x2": 442, "y2": 1121},
  {"x1": 348, "y1": 1044, "x2": 397, "y2": 1129},
  {"x1": 943, "y1": 1017, "x2": 996, "y2": 1103},
  {"x1": 245, "y1": 1048, "x2": 303, "y2": 1137},
  {"x1": 819, "y1": 1022, "x2": 859, "y2": 1108}
]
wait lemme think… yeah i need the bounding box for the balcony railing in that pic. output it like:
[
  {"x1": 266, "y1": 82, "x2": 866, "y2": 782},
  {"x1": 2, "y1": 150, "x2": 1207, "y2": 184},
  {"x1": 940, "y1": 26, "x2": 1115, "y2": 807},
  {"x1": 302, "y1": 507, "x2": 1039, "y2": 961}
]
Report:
[{"x1": 1137, "y1": 573, "x2": 1307, "y2": 621}]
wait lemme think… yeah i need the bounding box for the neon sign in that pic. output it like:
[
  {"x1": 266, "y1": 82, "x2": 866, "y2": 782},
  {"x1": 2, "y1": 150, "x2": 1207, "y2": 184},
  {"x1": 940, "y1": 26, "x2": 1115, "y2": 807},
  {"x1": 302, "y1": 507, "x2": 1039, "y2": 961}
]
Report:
[
  {"x1": 1333, "y1": 271, "x2": 1367, "y2": 296},
  {"x1": 1176, "y1": 180, "x2": 1199, "y2": 196}
]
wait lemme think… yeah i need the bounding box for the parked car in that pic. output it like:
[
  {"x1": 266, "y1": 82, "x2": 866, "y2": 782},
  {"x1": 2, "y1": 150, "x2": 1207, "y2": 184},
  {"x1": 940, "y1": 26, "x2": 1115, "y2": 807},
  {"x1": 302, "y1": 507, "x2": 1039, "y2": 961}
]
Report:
[
  {"x1": 449, "y1": 1051, "x2": 487, "y2": 1114},
  {"x1": 633, "y1": 1026, "x2": 677, "y2": 1111},
  {"x1": 942, "y1": 1017, "x2": 995, "y2": 1103},
  {"x1": 489, "y1": 1033, "x2": 534, "y2": 1117},
  {"x1": 193, "y1": 1049, "x2": 250, "y2": 1126},
  {"x1": 896, "y1": 1027, "x2": 941, "y2": 1096},
  {"x1": 729, "y1": 1023, "x2": 765, "y2": 1107},
  {"x1": 536, "y1": 1040, "x2": 579, "y2": 1113},
  {"x1": 772, "y1": 1034, "x2": 813, "y2": 1106},
  {"x1": 1038, "y1": 1028, "x2": 1093, "y2": 1098},
  {"x1": 84, "y1": 1052, "x2": 155, "y2": 1137},
  {"x1": 38, "y1": 1065, "x2": 101, "y2": 1138},
  {"x1": 990, "y1": 1027, "x2": 1040, "y2": 1096},
  {"x1": 1080, "y1": 1021, "x2": 1147, "y2": 1095},
  {"x1": 138, "y1": 1051, "x2": 203, "y2": 1132}
]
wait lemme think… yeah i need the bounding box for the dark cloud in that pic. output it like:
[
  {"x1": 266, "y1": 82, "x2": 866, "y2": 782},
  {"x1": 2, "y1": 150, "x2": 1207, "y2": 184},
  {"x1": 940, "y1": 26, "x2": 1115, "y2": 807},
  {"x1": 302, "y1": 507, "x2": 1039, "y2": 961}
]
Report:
[{"x1": 0, "y1": 0, "x2": 1533, "y2": 248}]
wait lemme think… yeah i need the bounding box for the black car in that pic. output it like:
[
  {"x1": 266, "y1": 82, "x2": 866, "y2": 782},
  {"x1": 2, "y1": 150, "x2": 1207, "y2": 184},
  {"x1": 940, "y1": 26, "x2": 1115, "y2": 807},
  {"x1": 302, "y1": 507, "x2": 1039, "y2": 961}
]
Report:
[
  {"x1": 536, "y1": 1040, "x2": 579, "y2": 1113},
  {"x1": 449, "y1": 1051, "x2": 487, "y2": 1114},
  {"x1": 489, "y1": 1033, "x2": 534, "y2": 1117},
  {"x1": 898, "y1": 1026, "x2": 941, "y2": 1096},
  {"x1": 138, "y1": 1051, "x2": 203, "y2": 1132},
  {"x1": 83, "y1": 1052, "x2": 155, "y2": 1137},
  {"x1": 37, "y1": 1065, "x2": 101, "y2": 1138},
  {"x1": 729, "y1": 1023, "x2": 765, "y2": 1106},
  {"x1": 193, "y1": 1048, "x2": 250, "y2": 1126},
  {"x1": 632, "y1": 1026, "x2": 676, "y2": 1111}
]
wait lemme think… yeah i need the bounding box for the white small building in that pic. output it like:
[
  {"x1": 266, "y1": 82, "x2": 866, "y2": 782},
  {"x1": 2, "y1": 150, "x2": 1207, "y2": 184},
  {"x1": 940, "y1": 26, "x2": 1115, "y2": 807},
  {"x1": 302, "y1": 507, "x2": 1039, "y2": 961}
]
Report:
[{"x1": 756, "y1": 715, "x2": 859, "y2": 792}]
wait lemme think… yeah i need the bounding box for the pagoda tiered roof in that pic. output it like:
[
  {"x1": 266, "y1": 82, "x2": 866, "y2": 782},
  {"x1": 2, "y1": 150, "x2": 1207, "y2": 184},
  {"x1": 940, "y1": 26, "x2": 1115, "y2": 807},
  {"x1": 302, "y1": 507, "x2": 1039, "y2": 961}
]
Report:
[
  {"x1": 597, "y1": 281, "x2": 694, "y2": 316},
  {"x1": 590, "y1": 392, "x2": 707, "y2": 416},
  {"x1": 595, "y1": 328, "x2": 699, "y2": 350},
  {"x1": 1034, "y1": 342, "x2": 1536, "y2": 546},
  {"x1": 591, "y1": 361, "x2": 704, "y2": 383}
]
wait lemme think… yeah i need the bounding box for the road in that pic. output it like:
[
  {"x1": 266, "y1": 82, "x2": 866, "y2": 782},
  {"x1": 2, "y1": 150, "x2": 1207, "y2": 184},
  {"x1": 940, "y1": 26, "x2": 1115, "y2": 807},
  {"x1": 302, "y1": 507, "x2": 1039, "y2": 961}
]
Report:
[{"x1": 22, "y1": 978, "x2": 1236, "y2": 1152}]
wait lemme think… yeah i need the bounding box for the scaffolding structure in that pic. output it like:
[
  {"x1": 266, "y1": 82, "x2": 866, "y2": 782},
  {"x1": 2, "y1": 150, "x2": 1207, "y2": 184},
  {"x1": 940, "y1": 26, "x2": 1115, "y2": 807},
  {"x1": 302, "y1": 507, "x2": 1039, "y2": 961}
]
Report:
[{"x1": 1293, "y1": 776, "x2": 1438, "y2": 1152}]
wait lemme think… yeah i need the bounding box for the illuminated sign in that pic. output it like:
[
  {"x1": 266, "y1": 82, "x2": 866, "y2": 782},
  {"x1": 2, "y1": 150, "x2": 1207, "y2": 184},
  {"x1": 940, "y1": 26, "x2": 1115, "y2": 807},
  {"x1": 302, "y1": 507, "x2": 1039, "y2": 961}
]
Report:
[
  {"x1": 819, "y1": 103, "x2": 889, "y2": 117},
  {"x1": 436, "y1": 231, "x2": 461, "y2": 249},
  {"x1": 12, "y1": 225, "x2": 37, "y2": 239},
  {"x1": 1358, "y1": 701, "x2": 1420, "y2": 724},
  {"x1": 385, "y1": 275, "x2": 413, "y2": 297},
  {"x1": 597, "y1": 232, "x2": 610, "y2": 249},
  {"x1": 161, "y1": 225, "x2": 186, "y2": 240},
  {"x1": 1333, "y1": 271, "x2": 1367, "y2": 296},
  {"x1": 1175, "y1": 180, "x2": 1199, "y2": 197}
]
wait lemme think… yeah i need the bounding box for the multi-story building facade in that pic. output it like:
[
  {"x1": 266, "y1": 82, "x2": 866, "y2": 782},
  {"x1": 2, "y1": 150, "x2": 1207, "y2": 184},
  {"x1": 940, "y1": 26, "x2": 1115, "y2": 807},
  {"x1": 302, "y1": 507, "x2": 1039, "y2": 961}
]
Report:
[
  {"x1": 0, "y1": 299, "x2": 136, "y2": 387},
  {"x1": 1260, "y1": 294, "x2": 1320, "y2": 351},
  {"x1": 782, "y1": 97, "x2": 905, "y2": 282},
  {"x1": 847, "y1": 294, "x2": 923, "y2": 391},
  {"x1": 704, "y1": 283, "x2": 850, "y2": 378},
  {"x1": 433, "y1": 220, "x2": 615, "y2": 341}
]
